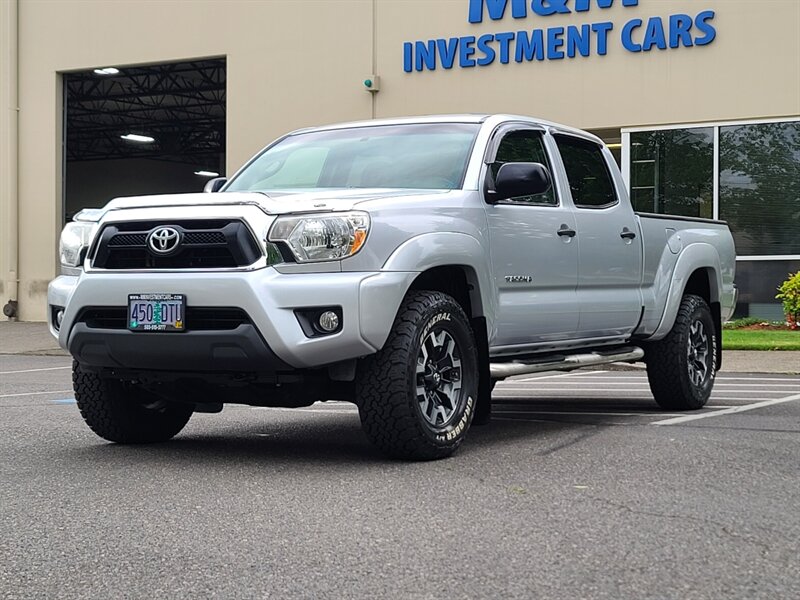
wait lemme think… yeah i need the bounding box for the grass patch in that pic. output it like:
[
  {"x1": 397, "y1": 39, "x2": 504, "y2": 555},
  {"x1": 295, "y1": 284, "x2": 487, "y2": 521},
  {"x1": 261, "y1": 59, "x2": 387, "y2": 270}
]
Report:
[{"x1": 722, "y1": 329, "x2": 800, "y2": 351}]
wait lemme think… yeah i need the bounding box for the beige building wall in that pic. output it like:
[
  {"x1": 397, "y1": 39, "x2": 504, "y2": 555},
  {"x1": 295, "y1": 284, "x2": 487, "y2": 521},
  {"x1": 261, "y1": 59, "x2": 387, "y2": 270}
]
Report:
[
  {"x1": 2, "y1": 0, "x2": 799, "y2": 320},
  {"x1": 376, "y1": 0, "x2": 800, "y2": 127},
  {"x1": 8, "y1": 0, "x2": 373, "y2": 321}
]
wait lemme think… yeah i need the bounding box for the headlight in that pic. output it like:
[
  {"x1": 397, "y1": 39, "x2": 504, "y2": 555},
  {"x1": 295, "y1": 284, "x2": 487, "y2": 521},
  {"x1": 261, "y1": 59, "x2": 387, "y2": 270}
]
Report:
[
  {"x1": 59, "y1": 219, "x2": 97, "y2": 269},
  {"x1": 268, "y1": 212, "x2": 370, "y2": 263}
]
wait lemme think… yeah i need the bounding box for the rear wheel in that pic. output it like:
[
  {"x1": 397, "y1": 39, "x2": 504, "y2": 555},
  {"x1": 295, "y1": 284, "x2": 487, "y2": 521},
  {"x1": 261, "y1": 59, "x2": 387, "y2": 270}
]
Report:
[
  {"x1": 645, "y1": 295, "x2": 717, "y2": 410},
  {"x1": 73, "y1": 361, "x2": 193, "y2": 443},
  {"x1": 356, "y1": 291, "x2": 478, "y2": 460}
]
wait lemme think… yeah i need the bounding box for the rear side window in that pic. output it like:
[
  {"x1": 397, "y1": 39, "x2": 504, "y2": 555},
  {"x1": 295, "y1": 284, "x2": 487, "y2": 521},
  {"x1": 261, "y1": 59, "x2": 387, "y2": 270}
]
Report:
[
  {"x1": 490, "y1": 130, "x2": 557, "y2": 206},
  {"x1": 555, "y1": 135, "x2": 618, "y2": 208}
]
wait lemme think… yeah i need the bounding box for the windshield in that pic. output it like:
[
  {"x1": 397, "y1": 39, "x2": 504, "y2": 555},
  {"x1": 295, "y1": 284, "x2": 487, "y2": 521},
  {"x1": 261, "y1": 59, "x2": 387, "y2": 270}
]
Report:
[{"x1": 225, "y1": 123, "x2": 480, "y2": 192}]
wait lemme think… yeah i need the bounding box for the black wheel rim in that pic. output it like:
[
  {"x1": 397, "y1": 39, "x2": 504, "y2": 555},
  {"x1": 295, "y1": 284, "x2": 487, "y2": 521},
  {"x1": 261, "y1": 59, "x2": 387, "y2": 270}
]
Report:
[
  {"x1": 415, "y1": 329, "x2": 463, "y2": 427},
  {"x1": 687, "y1": 319, "x2": 710, "y2": 387}
]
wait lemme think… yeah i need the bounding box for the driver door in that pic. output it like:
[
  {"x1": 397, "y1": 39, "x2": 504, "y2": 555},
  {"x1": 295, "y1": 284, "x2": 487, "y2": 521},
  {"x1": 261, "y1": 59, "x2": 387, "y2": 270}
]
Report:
[{"x1": 484, "y1": 128, "x2": 579, "y2": 350}]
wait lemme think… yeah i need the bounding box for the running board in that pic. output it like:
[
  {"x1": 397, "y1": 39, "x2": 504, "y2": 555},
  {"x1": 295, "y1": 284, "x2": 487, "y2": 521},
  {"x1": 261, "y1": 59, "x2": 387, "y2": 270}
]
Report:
[{"x1": 489, "y1": 346, "x2": 645, "y2": 379}]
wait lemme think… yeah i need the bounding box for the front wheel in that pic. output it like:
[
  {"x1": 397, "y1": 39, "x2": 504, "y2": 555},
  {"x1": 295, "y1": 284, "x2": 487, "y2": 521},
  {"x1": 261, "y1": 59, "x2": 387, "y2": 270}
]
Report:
[
  {"x1": 356, "y1": 291, "x2": 478, "y2": 460},
  {"x1": 645, "y1": 294, "x2": 717, "y2": 410},
  {"x1": 73, "y1": 362, "x2": 193, "y2": 443}
]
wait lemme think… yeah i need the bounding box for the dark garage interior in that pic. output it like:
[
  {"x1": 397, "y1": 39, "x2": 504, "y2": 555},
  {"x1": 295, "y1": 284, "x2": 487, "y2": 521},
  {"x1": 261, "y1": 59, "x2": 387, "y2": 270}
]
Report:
[{"x1": 63, "y1": 58, "x2": 226, "y2": 220}]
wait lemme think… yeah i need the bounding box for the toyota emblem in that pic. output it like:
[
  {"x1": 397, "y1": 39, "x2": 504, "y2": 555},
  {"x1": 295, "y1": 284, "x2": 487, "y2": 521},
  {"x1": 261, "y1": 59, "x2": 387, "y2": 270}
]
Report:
[{"x1": 147, "y1": 227, "x2": 181, "y2": 255}]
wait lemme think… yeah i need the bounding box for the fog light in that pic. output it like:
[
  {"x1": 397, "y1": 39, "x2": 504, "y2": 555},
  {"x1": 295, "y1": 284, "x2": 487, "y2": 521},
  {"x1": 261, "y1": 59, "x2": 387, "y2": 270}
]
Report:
[
  {"x1": 318, "y1": 311, "x2": 340, "y2": 333},
  {"x1": 51, "y1": 306, "x2": 65, "y2": 332}
]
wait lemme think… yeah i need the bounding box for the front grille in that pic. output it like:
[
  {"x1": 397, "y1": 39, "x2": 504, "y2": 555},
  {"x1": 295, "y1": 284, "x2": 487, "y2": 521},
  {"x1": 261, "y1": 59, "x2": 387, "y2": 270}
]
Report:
[
  {"x1": 108, "y1": 233, "x2": 146, "y2": 246},
  {"x1": 76, "y1": 307, "x2": 251, "y2": 331},
  {"x1": 91, "y1": 220, "x2": 262, "y2": 269},
  {"x1": 185, "y1": 232, "x2": 227, "y2": 245}
]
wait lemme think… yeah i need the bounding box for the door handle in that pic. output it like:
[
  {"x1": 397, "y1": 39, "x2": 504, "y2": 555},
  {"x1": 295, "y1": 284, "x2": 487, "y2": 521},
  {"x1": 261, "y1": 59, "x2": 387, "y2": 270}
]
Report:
[
  {"x1": 557, "y1": 225, "x2": 577, "y2": 238},
  {"x1": 620, "y1": 228, "x2": 637, "y2": 240}
]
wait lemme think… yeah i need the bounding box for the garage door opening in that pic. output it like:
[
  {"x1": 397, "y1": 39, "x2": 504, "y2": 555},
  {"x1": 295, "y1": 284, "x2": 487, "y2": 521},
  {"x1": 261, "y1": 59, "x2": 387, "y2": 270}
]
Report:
[{"x1": 63, "y1": 58, "x2": 226, "y2": 221}]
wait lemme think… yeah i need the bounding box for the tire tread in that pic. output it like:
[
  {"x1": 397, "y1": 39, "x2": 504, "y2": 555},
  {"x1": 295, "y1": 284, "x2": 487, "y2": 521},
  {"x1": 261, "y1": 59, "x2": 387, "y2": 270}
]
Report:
[
  {"x1": 357, "y1": 291, "x2": 476, "y2": 460},
  {"x1": 73, "y1": 361, "x2": 192, "y2": 443},
  {"x1": 645, "y1": 294, "x2": 716, "y2": 411}
]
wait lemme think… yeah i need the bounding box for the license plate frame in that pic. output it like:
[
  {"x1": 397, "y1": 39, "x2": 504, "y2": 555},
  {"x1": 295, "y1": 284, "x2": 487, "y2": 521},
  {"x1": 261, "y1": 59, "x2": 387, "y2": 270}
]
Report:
[{"x1": 127, "y1": 294, "x2": 186, "y2": 332}]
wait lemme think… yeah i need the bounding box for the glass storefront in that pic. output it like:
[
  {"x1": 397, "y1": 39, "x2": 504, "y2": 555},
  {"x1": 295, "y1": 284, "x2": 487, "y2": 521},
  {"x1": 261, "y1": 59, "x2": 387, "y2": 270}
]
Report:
[
  {"x1": 623, "y1": 118, "x2": 800, "y2": 318},
  {"x1": 719, "y1": 121, "x2": 800, "y2": 256},
  {"x1": 625, "y1": 118, "x2": 799, "y2": 256}
]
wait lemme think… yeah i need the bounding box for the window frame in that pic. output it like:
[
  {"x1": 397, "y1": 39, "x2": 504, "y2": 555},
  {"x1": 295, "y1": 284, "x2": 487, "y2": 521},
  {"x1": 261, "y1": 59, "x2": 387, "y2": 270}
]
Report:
[
  {"x1": 622, "y1": 116, "x2": 800, "y2": 260},
  {"x1": 483, "y1": 124, "x2": 561, "y2": 208},
  {"x1": 552, "y1": 132, "x2": 620, "y2": 210}
]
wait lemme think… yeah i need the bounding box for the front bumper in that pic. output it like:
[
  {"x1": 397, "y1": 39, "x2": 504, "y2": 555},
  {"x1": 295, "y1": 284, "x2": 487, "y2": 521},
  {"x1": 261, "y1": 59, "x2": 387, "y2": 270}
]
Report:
[{"x1": 48, "y1": 268, "x2": 416, "y2": 371}]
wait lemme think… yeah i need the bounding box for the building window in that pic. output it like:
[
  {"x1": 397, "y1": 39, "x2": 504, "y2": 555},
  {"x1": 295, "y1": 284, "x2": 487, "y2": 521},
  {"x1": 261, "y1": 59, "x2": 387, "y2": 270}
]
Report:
[
  {"x1": 622, "y1": 118, "x2": 800, "y2": 320},
  {"x1": 719, "y1": 121, "x2": 800, "y2": 256},
  {"x1": 624, "y1": 118, "x2": 800, "y2": 258},
  {"x1": 629, "y1": 128, "x2": 714, "y2": 219}
]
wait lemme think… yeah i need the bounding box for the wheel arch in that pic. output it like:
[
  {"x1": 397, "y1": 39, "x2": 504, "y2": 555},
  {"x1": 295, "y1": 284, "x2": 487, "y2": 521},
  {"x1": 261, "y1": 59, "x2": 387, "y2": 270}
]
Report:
[
  {"x1": 408, "y1": 265, "x2": 483, "y2": 320},
  {"x1": 684, "y1": 267, "x2": 723, "y2": 370},
  {"x1": 650, "y1": 243, "x2": 724, "y2": 369},
  {"x1": 382, "y1": 232, "x2": 495, "y2": 325}
]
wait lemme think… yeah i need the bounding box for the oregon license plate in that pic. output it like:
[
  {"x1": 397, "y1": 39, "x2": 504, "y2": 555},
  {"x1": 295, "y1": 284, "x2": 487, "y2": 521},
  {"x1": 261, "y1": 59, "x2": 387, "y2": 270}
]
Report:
[{"x1": 128, "y1": 294, "x2": 186, "y2": 332}]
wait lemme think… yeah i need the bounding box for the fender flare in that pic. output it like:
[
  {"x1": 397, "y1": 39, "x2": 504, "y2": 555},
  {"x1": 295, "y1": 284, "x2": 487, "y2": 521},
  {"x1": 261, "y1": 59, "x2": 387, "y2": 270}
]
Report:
[
  {"x1": 651, "y1": 242, "x2": 723, "y2": 340},
  {"x1": 382, "y1": 232, "x2": 496, "y2": 331}
]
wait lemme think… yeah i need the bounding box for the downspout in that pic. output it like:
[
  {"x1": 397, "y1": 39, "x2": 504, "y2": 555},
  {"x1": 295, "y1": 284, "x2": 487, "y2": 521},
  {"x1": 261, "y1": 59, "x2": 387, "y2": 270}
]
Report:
[
  {"x1": 1, "y1": 0, "x2": 19, "y2": 320},
  {"x1": 371, "y1": 0, "x2": 377, "y2": 119}
]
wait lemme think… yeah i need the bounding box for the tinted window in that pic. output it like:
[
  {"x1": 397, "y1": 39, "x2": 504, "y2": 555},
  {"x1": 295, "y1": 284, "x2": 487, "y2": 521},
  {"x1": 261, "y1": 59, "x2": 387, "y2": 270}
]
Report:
[
  {"x1": 556, "y1": 136, "x2": 617, "y2": 208},
  {"x1": 491, "y1": 130, "x2": 556, "y2": 206}
]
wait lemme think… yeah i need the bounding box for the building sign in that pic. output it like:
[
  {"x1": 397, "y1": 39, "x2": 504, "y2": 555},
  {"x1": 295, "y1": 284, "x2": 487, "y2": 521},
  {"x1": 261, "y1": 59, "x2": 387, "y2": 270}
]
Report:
[{"x1": 403, "y1": 0, "x2": 717, "y2": 72}]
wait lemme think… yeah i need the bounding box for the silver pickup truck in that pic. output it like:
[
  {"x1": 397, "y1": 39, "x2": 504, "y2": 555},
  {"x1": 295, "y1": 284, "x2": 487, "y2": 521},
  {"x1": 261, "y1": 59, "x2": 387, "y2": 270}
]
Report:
[{"x1": 49, "y1": 114, "x2": 737, "y2": 459}]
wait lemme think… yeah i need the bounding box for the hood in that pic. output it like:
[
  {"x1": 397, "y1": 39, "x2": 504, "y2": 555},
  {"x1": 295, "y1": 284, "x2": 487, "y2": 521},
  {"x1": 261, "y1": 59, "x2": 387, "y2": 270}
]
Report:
[{"x1": 99, "y1": 188, "x2": 448, "y2": 217}]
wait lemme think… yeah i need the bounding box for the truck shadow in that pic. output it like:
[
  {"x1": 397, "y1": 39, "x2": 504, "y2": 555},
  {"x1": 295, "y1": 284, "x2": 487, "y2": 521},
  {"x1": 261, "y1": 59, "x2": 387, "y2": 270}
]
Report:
[{"x1": 64, "y1": 397, "x2": 657, "y2": 466}]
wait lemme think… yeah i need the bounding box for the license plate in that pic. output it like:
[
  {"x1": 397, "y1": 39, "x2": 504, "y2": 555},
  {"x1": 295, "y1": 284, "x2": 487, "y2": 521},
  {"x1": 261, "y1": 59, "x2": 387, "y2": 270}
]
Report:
[{"x1": 128, "y1": 294, "x2": 186, "y2": 332}]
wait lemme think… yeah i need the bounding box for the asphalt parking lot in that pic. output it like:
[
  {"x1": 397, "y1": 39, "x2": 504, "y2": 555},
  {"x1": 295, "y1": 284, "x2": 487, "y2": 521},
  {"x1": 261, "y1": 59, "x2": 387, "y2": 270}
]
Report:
[{"x1": 2, "y1": 353, "x2": 799, "y2": 599}]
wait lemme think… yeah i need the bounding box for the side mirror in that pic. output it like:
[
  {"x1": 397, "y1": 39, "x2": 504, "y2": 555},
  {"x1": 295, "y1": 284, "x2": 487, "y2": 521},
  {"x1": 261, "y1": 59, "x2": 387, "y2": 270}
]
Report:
[
  {"x1": 203, "y1": 177, "x2": 227, "y2": 193},
  {"x1": 490, "y1": 162, "x2": 551, "y2": 202}
]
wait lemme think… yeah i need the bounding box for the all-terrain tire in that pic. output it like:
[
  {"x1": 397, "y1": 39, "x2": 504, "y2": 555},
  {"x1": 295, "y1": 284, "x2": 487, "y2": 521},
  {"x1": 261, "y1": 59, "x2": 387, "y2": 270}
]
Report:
[
  {"x1": 645, "y1": 295, "x2": 717, "y2": 411},
  {"x1": 356, "y1": 291, "x2": 479, "y2": 460},
  {"x1": 73, "y1": 361, "x2": 193, "y2": 443}
]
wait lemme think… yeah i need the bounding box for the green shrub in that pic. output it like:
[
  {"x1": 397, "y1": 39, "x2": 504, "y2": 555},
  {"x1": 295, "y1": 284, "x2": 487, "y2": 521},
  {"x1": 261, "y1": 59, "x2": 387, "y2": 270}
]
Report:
[{"x1": 776, "y1": 271, "x2": 800, "y2": 330}]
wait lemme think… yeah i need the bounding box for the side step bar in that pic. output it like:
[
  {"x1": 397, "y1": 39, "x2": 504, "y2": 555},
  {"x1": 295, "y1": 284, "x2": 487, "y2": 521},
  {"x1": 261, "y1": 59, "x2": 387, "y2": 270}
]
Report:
[{"x1": 489, "y1": 346, "x2": 645, "y2": 379}]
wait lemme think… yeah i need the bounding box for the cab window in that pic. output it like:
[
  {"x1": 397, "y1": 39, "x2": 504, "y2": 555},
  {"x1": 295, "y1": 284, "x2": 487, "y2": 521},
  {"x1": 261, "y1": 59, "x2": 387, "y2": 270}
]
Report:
[
  {"x1": 554, "y1": 135, "x2": 618, "y2": 209},
  {"x1": 490, "y1": 130, "x2": 557, "y2": 206}
]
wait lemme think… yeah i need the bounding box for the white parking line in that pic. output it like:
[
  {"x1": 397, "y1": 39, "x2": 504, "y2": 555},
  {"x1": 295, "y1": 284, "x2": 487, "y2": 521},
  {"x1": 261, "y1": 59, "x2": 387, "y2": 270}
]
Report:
[
  {"x1": 492, "y1": 390, "x2": 794, "y2": 398},
  {"x1": 494, "y1": 410, "x2": 684, "y2": 417},
  {"x1": 254, "y1": 406, "x2": 358, "y2": 414},
  {"x1": 496, "y1": 380, "x2": 800, "y2": 390},
  {"x1": 515, "y1": 376, "x2": 800, "y2": 383},
  {"x1": 509, "y1": 371, "x2": 607, "y2": 383},
  {"x1": 0, "y1": 389, "x2": 73, "y2": 398},
  {"x1": 0, "y1": 366, "x2": 72, "y2": 375},
  {"x1": 652, "y1": 394, "x2": 800, "y2": 426}
]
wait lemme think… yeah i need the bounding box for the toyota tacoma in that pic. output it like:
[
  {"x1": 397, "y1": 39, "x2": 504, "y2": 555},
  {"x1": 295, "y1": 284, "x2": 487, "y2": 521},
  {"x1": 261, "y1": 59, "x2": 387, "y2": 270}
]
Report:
[{"x1": 49, "y1": 115, "x2": 737, "y2": 459}]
